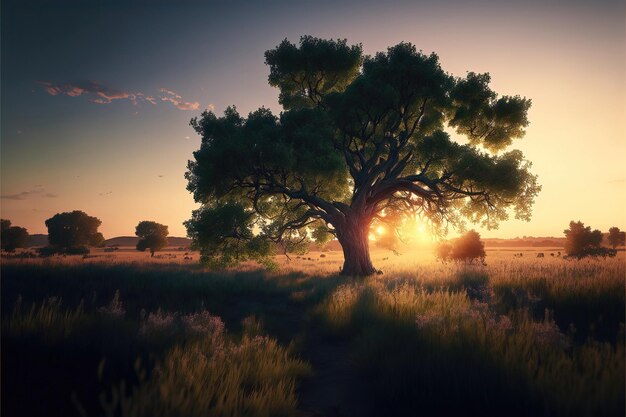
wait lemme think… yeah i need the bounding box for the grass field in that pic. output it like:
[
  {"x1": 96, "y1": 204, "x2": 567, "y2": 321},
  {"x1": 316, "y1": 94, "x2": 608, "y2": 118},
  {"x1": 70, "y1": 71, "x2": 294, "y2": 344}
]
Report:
[{"x1": 1, "y1": 248, "x2": 624, "y2": 417}]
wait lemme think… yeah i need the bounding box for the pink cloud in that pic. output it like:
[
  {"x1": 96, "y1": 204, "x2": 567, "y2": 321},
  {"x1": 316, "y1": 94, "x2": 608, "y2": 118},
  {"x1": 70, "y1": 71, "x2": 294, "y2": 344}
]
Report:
[
  {"x1": 38, "y1": 80, "x2": 153, "y2": 107},
  {"x1": 159, "y1": 88, "x2": 201, "y2": 111},
  {"x1": 37, "y1": 81, "x2": 205, "y2": 111}
]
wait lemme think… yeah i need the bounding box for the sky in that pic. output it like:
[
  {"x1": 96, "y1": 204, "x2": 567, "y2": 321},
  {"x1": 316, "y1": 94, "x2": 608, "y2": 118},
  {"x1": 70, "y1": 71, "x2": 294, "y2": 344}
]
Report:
[{"x1": 1, "y1": 0, "x2": 624, "y2": 239}]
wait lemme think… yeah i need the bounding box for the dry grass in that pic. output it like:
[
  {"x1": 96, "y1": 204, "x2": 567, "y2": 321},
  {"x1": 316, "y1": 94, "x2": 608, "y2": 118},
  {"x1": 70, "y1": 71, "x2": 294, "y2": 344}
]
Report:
[{"x1": 1, "y1": 247, "x2": 624, "y2": 417}]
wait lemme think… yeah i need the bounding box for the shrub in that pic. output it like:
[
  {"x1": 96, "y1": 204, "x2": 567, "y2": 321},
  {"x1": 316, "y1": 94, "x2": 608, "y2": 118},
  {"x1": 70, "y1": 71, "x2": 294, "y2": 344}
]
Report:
[{"x1": 436, "y1": 230, "x2": 486, "y2": 264}]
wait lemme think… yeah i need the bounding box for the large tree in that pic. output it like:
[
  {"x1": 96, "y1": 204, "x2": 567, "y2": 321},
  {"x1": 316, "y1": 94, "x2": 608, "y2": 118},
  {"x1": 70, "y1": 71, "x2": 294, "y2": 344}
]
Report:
[
  {"x1": 186, "y1": 36, "x2": 540, "y2": 275},
  {"x1": 135, "y1": 221, "x2": 169, "y2": 257},
  {"x1": 45, "y1": 210, "x2": 104, "y2": 252}
]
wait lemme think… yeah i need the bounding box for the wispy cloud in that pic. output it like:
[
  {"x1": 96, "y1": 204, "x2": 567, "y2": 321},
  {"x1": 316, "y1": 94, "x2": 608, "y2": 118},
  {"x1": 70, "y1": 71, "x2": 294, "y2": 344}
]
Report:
[
  {"x1": 607, "y1": 179, "x2": 625, "y2": 185},
  {"x1": 38, "y1": 80, "x2": 156, "y2": 106},
  {"x1": 159, "y1": 88, "x2": 201, "y2": 111},
  {"x1": 1, "y1": 187, "x2": 58, "y2": 200},
  {"x1": 37, "y1": 81, "x2": 204, "y2": 111}
]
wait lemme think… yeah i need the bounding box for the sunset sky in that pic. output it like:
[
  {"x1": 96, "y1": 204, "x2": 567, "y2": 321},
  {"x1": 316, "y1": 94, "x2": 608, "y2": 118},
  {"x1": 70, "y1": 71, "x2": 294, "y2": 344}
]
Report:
[{"x1": 2, "y1": 0, "x2": 624, "y2": 239}]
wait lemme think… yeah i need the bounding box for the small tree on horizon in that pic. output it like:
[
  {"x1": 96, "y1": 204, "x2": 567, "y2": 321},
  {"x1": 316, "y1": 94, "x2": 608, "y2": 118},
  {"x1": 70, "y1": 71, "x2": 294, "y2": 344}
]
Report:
[
  {"x1": 436, "y1": 230, "x2": 486, "y2": 264},
  {"x1": 563, "y1": 221, "x2": 613, "y2": 258},
  {"x1": 607, "y1": 227, "x2": 625, "y2": 249},
  {"x1": 1, "y1": 219, "x2": 30, "y2": 252},
  {"x1": 45, "y1": 210, "x2": 104, "y2": 253},
  {"x1": 135, "y1": 221, "x2": 169, "y2": 257}
]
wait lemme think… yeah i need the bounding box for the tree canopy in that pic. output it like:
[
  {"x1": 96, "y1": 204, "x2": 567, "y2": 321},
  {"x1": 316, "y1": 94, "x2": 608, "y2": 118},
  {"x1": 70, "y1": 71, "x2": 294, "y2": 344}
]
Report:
[
  {"x1": 135, "y1": 221, "x2": 169, "y2": 256},
  {"x1": 0, "y1": 219, "x2": 30, "y2": 252},
  {"x1": 45, "y1": 210, "x2": 104, "y2": 252},
  {"x1": 186, "y1": 36, "x2": 540, "y2": 275}
]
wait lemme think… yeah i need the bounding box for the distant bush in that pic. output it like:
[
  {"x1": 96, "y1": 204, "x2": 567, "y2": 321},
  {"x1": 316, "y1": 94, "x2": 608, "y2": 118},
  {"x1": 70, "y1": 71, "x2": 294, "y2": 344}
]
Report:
[
  {"x1": 37, "y1": 245, "x2": 90, "y2": 256},
  {"x1": 436, "y1": 230, "x2": 486, "y2": 264},
  {"x1": 65, "y1": 246, "x2": 90, "y2": 255}
]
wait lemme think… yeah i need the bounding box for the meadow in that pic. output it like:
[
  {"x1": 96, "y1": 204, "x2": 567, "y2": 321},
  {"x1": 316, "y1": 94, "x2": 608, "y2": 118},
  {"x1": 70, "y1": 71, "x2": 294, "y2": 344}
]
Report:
[{"x1": 1, "y1": 248, "x2": 624, "y2": 417}]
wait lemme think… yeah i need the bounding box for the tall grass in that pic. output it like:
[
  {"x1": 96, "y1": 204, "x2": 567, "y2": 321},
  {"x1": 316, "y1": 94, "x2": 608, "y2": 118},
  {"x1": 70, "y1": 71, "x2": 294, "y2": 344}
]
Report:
[
  {"x1": 2, "y1": 255, "x2": 623, "y2": 417},
  {"x1": 317, "y1": 270, "x2": 625, "y2": 416},
  {"x1": 4, "y1": 296, "x2": 86, "y2": 340},
  {"x1": 2, "y1": 291, "x2": 311, "y2": 417},
  {"x1": 94, "y1": 319, "x2": 310, "y2": 417}
]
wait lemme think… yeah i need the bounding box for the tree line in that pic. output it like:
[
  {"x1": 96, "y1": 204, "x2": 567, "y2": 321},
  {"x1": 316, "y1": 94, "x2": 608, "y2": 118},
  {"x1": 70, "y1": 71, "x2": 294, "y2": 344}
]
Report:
[
  {"x1": 1, "y1": 211, "x2": 623, "y2": 263},
  {"x1": 0, "y1": 211, "x2": 170, "y2": 256},
  {"x1": 435, "y1": 222, "x2": 624, "y2": 264}
]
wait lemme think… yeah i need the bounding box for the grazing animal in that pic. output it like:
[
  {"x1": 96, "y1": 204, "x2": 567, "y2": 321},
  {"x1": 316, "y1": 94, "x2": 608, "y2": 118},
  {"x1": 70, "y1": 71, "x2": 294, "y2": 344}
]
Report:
[
  {"x1": 550, "y1": 253, "x2": 554, "y2": 257},
  {"x1": 537, "y1": 253, "x2": 544, "y2": 258}
]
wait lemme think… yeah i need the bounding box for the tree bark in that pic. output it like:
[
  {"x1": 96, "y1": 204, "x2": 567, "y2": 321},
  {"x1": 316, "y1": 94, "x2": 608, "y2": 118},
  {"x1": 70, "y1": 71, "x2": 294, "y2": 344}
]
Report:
[{"x1": 337, "y1": 216, "x2": 377, "y2": 276}]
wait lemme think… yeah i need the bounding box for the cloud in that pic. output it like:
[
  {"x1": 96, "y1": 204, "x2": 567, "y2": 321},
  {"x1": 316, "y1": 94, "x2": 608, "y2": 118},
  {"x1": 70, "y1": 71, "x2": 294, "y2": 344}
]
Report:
[
  {"x1": 38, "y1": 80, "x2": 155, "y2": 106},
  {"x1": 159, "y1": 88, "x2": 200, "y2": 110},
  {"x1": 99, "y1": 191, "x2": 113, "y2": 196},
  {"x1": 1, "y1": 187, "x2": 58, "y2": 200},
  {"x1": 38, "y1": 81, "x2": 203, "y2": 111},
  {"x1": 607, "y1": 179, "x2": 625, "y2": 185}
]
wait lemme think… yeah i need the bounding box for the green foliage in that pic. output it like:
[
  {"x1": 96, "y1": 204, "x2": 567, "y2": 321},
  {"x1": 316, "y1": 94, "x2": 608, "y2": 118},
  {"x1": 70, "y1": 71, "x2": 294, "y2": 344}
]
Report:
[
  {"x1": 607, "y1": 227, "x2": 625, "y2": 249},
  {"x1": 564, "y1": 221, "x2": 614, "y2": 258},
  {"x1": 135, "y1": 221, "x2": 169, "y2": 256},
  {"x1": 1, "y1": 224, "x2": 29, "y2": 252},
  {"x1": 186, "y1": 36, "x2": 540, "y2": 273},
  {"x1": 449, "y1": 72, "x2": 531, "y2": 152},
  {"x1": 437, "y1": 230, "x2": 486, "y2": 264},
  {"x1": 45, "y1": 210, "x2": 104, "y2": 252},
  {"x1": 265, "y1": 35, "x2": 363, "y2": 109},
  {"x1": 185, "y1": 203, "x2": 274, "y2": 268}
]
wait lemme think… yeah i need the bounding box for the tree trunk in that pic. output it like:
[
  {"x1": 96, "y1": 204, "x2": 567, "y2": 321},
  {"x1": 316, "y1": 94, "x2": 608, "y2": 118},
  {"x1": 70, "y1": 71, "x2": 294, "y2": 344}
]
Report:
[{"x1": 337, "y1": 217, "x2": 377, "y2": 276}]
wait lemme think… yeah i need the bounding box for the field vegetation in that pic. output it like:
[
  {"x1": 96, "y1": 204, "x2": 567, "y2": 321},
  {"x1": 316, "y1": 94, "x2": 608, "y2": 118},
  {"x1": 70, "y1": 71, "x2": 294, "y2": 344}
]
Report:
[{"x1": 1, "y1": 249, "x2": 624, "y2": 416}]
